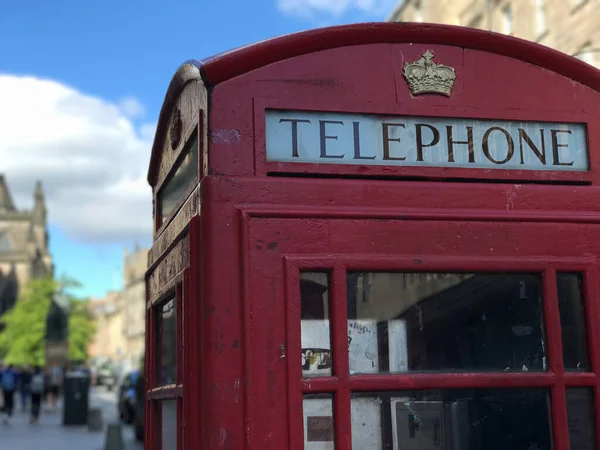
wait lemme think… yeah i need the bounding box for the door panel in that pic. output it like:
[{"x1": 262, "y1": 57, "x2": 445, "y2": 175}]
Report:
[{"x1": 247, "y1": 217, "x2": 600, "y2": 450}]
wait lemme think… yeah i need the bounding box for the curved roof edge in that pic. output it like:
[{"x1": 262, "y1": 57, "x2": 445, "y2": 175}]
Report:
[
  {"x1": 195, "y1": 22, "x2": 600, "y2": 90},
  {"x1": 148, "y1": 62, "x2": 202, "y2": 185},
  {"x1": 148, "y1": 22, "x2": 600, "y2": 184}
]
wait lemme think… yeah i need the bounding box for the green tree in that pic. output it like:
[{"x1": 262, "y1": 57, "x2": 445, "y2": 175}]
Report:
[
  {"x1": 53, "y1": 275, "x2": 97, "y2": 363},
  {"x1": 0, "y1": 275, "x2": 97, "y2": 366},
  {"x1": 68, "y1": 297, "x2": 96, "y2": 362},
  {"x1": 0, "y1": 276, "x2": 55, "y2": 366}
]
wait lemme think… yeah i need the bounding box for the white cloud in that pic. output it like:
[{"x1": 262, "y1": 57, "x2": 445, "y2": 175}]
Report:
[
  {"x1": 277, "y1": 0, "x2": 398, "y2": 19},
  {"x1": 0, "y1": 74, "x2": 154, "y2": 244},
  {"x1": 119, "y1": 96, "x2": 145, "y2": 119}
]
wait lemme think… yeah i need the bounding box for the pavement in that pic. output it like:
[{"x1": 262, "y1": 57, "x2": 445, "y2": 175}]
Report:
[{"x1": 0, "y1": 387, "x2": 143, "y2": 450}]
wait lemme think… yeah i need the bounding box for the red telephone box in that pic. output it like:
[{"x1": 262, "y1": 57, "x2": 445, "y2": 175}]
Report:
[{"x1": 145, "y1": 23, "x2": 600, "y2": 450}]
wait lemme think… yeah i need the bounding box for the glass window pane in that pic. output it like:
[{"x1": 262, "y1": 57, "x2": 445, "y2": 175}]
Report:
[
  {"x1": 303, "y1": 394, "x2": 334, "y2": 449},
  {"x1": 351, "y1": 389, "x2": 552, "y2": 450},
  {"x1": 161, "y1": 399, "x2": 178, "y2": 450},
  {"x1": 557, "y1": 273, "x2": 590, "y2": 371},
  {"x1": 567, "y1": 388, "x2": 596, "y2": 450},
  {"x1": 158, "y1": 297, "x2": 177, "y2": 385},
  {"x1": 158, "y1": 129, "x2": 198, "y2": 225},
  {"x1": 301, "y1": 272, "x2": 332, "y2": 378},
  {"x1": 347, "y1": 272, "x2": 546, "y2": 374}
]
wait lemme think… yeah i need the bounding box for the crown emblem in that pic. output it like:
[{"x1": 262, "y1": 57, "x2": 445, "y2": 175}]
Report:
[{"x1": 403, "y1": 50, "x2": 456, "y2": 97}]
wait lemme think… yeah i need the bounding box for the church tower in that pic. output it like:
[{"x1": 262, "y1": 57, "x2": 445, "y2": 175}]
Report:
[
  {"x1": 0, "y1": 175, "x2": 16, "y2": 214},
  {"x1": 31, "y1": 180, "x2": 53, "y2": 276},
  {"x1": 0, "y1": 175, "x2": 53, "y2": 315}
]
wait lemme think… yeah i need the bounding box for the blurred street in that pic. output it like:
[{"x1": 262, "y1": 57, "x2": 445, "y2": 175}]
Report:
[{"x1": 0, "y1": 386, "x2": 142, "y2": 450}]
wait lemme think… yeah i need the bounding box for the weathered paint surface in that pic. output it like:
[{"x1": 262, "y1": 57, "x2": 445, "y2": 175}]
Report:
[
  {"x1": 145, "y1": 23, "x2": 600, "y2": 450},
  {"x1": 147, "y1": 233, "x2": 190, "y2": 305}
]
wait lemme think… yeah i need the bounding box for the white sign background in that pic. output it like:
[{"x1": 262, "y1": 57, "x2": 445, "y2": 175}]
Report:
[{"x1": 266, "y1": 110, "x2": 589, "y2": 171}]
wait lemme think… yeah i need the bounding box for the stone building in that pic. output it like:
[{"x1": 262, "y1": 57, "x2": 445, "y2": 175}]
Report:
[
  {"x1": 88, "y1": 291, "x2": 123, "y2": 362},
  {"x1": 0, "y1": 174, "x2": 53, "y2": 316},
  {"x1": 120, "y1": 245, "x2": 148, "y2": 365},
  {"x1": 389, "y1": 0, "x2": 600, "y2": 68},
  {"x1": 88, "y1": 245, "x2": 148, "y2": 369}
]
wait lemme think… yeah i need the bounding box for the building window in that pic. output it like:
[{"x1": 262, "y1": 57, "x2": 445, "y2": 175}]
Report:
[
  {"x1": 0, "y1": 231, "x2": 11, "y2": 252},
  {"x1": 502, "y1": 5, "x2": 513, "y2": 35},
  {"x1": 535, "y1": 0, "x2": 546, "y2": 36}
]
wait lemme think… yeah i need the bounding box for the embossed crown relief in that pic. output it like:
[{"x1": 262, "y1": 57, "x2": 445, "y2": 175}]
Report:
[{"x1": 403, "y1": 50, "x2": 457, "y2": 97}]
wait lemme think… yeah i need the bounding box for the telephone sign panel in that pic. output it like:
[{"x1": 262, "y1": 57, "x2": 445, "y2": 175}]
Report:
[{"x1": 266, "y1": 110, "x2": 589, "y2": 171}]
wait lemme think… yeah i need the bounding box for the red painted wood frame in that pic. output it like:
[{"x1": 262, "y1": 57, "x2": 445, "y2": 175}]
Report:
[
  {"x1": 146, "y1": 273, "x2": 187, "y2": 450},
  {"x1": 246, "y1": 212, "x2": 600, "y2": 450},
  {"x1": 205, "y1": 23, "x2": 600, "y2": 185}
]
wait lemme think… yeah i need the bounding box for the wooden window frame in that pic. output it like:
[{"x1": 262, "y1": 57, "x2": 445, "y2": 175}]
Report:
[
  {"x1": 147, "y1": 281, "x2": 185, "y2": 450},
  {"x1": 154, "y1": 117, "x2": 202, "y2": 237},
  {"x1": 285, "y1": 256, "x2": 600, "y2": 450}
]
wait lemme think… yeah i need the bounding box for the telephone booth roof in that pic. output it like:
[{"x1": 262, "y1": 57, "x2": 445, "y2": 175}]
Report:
[{"x1": 147, "y1": 22, "x2": 600, "y2": 185}]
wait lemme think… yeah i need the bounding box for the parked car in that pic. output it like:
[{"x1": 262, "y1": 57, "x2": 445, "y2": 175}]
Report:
[
  {"x1": 96, "y1": 363, "x2": 118, "y2": 391},
  {"x1": 118, "y1": 369, "x2": 140, "y2": 424},
  {"x1": 133, "y1": 365, "x2": 144, "y2": 442}
]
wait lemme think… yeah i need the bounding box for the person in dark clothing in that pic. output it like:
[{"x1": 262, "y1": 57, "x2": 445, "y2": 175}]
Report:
[
  {"x1": 1, "y1": 364, "x2": 18, "y2": 424},
  {"x1": 30, "y1": 366, "x2": 44, "y2": 424},
  {"x1": 18, "y1": 366, "x2": 32, "y2": 412}
]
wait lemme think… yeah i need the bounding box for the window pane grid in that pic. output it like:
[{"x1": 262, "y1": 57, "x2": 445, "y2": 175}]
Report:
[
  {"x1": 579, "y1": 268, "x2": 600, "y2": 449},
  {"x1": 331, "y1": 265, "x2": 350, "y2": 381},
  {"x1": 176, "y1": 284, "x2": 183, "y2": 385},
  {"x1": 581, "y1": 269, "x2": 600, "y2": 373},
  {"x1": 331, "y1": 265, "x2": 352, "y2": 450},
  {"x1": 149, "y1": 283, "x2": 184, "y2": 450},
  {"x1": 563, "y1": 372, "x2": 596, "y2": 386},
  {"x1": 287, "y1": 266, "x2": 306, "y2": 448},
  {"x1": 300, "y1": 372, "x2": 599, "y2": 393},
  {"x1": 542, "y1": 267, "x2": 569, "y2": 450},
  {"x1": 542, "y1": 269, "x2": 565, "y2": 375},
  {"x1": 552, "y1": 385, "x2": 571, "y2": 450},
  {"x1": 297, "y1": 265, "x2": 597, "y2": 450}
]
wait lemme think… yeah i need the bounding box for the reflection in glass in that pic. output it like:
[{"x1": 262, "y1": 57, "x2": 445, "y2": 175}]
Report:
[
  {"x1": 303, "y1": 394, "x2": 334, "y2": 449},
  {"x1": 158, "y1": 129, "x2": 199, "y2": 225},
  {"x1": 351, "y1": 389, "x2": 552, "y2": 450},
  {"x1": 567, "y1": 388, "x2": 596, "y2": 450},
  {"x1": 158, "y1": 297, "x2": 177, "y2": 385},
  {"x1": 557, "y1": 274, "x2": 590, "y2": 371},
  {"x1": 301, "y1": 272, "x2": 332, "y2": 378},
  {"x1": 161, "y1": 399, "x2": 178, "y2": 450},
  {"x1": 347, "y1": 273, "x2": 546, "y2": 374}
]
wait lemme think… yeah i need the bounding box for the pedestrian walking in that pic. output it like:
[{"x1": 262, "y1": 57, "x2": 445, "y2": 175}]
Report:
[
  {"x1": 46, "y1": 362, "x2": 63, "y2": 411},
  {"x1": 1, "y1": 364, "x2": 18, "y2": 424},
  {"x1": 18, "y1": 366, "x2": 32, "y2": 412},
  {"x1": 29, "y1": 366, "x2": 44, "y2": 424}
]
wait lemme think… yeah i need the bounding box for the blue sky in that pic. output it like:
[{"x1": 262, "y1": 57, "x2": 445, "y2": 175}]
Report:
[{"x1": 0, "y1": 0, "x2": 398, "y2": 298}]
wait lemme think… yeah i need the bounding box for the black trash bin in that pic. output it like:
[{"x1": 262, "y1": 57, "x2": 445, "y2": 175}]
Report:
[{"x1": 62, "y1": 371, "x2": 90, "y2": 426}]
